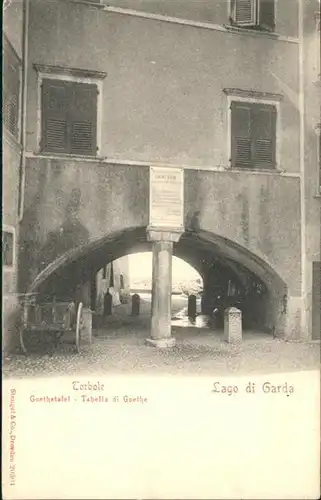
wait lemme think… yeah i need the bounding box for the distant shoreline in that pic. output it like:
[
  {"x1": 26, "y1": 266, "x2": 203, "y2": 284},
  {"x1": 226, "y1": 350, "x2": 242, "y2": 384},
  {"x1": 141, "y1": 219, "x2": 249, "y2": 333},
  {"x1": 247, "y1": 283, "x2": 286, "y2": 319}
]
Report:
[{"x1": 130, "y1": 288, "x2": 198, "y2": 296}]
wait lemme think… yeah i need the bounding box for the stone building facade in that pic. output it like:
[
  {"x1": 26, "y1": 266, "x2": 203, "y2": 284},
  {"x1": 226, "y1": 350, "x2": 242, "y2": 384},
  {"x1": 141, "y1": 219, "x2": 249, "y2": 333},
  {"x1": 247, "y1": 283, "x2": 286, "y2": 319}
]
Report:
[
  {"x1": 3, "y1": 1, "x2": 24, "y2": 351},
  {"x1": 2, "y1": 0, "x2": 320, "y2": 351}
]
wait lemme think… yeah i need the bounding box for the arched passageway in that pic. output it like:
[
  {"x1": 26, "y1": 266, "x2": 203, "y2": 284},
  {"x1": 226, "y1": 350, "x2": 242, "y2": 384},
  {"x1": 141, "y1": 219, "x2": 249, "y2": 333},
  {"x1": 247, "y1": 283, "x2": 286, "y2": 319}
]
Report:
[
  {"x1": 29, "y1": 226, "x2": 287, "y2": 335},
  {"x1": 126, "y1": 252, "x2": 203, "y2": 294}
]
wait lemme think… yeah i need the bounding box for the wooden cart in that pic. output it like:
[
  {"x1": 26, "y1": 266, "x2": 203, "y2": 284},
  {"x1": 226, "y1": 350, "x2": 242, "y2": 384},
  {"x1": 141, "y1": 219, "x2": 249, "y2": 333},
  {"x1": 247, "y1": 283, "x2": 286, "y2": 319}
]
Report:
[{"x1": 20, "y1": 295, "x2": 85, "y2": 354}]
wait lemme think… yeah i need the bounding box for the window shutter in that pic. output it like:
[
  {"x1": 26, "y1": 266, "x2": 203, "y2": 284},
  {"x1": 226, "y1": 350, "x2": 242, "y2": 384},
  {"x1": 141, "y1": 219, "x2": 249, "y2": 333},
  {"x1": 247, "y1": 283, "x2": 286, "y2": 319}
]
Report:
[
  {"x1": 231, "y1": 101, "x2": 252, "y2": 168},
  {"x1": 4, "y1": 88, "x2": 19, "y2": 137},
  {"x1": 42, "y1": 79, "x2": 69, "y2": 153},
  {"x1": 69, "y1": 82, "x2": 97, "y2": 156},
  {"x1": 3, "y1": 59, "x2": 20, "y2": 137},
  {"x1": 259, "y1": 0, "x2": 275, "y2": 31},
  {"x1": 231, "y1": 0, "x2": 256, "y2": 26},
  {"x1": 252, "y1": 104, "x2": 276, "y2": 168}
]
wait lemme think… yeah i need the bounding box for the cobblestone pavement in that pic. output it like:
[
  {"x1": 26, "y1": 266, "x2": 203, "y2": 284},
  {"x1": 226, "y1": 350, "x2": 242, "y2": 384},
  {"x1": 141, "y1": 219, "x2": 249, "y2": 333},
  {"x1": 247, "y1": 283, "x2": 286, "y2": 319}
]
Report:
[{"x1": 3, "y1": 320, "x2": 320, "y2": 379}]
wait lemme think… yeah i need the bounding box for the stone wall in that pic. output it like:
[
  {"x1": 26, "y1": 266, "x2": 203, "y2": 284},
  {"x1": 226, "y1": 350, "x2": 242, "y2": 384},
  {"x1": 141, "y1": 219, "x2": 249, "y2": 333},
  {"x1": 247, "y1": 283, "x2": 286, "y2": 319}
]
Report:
[{"x1": 25, "y1": 0, "x2": 300, "y2": 170}]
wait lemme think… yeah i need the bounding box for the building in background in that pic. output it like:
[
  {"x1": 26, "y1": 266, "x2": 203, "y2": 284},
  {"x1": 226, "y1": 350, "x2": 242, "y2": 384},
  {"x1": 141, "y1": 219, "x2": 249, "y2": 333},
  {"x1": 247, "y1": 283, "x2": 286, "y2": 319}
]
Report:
[
  {"x1": 3, "y1": 2, "x2": 24, "y2": 351},
  {"x1": 2, "y1": 0, "x2": 321, "y2": 351},
  {"x1": 94, "y1": 257, "x2": 130, "y2": 314},
  {"x1": 128, "y1": 253, "x2": 202, "y2": 295}
]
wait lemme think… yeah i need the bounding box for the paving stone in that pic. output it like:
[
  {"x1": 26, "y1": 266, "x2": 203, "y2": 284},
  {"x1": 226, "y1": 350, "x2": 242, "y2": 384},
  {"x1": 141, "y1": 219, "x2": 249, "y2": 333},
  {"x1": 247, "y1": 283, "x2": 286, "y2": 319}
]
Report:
[{"x1": 3, "y1": 326, "x2": 320, "y2": 379}]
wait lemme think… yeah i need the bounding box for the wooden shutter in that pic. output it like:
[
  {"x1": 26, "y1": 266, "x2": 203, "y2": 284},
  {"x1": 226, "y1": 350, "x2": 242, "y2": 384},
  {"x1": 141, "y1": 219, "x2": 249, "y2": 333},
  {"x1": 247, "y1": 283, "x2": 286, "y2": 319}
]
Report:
[
  {"x1": 231, "y1": 102, "x2": 252, "y2": 168},
  {"x1": 231, "y1": 0, "x2": 256, "y2": 26},
  {"x1": 252, "y1": 104, "x2": 276, "y2": 169},
  {"x1": 69, "y1": 82, "x2": 97, "y2": 156},
  {"x1": 41, "y1": 79, "x2": 69, "y2": 153},
  {"x1": 3, "y1": 58, "x2": 20, "y2": 138},
  {"x1": 259, "y1": 0, "x2": 275, "y2": 31}
]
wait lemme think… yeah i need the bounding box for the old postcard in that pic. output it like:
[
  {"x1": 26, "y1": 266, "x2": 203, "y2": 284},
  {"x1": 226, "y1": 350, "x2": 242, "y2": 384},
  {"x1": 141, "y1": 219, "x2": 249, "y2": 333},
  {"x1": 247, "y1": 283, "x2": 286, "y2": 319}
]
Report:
[{"x1": 2, "y1": 0, "x2": 321, "y2": 498}]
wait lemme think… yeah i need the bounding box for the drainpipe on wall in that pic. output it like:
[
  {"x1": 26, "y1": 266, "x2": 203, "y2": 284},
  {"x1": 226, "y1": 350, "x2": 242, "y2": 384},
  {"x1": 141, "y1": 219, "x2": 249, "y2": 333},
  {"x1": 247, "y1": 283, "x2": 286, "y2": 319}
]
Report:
[
  {"x1": 18, "y1": 0, "x2": 29, "y2": 222},
  {"x1": 298, "y1": 0, "x2": 307, "y2": 338}
]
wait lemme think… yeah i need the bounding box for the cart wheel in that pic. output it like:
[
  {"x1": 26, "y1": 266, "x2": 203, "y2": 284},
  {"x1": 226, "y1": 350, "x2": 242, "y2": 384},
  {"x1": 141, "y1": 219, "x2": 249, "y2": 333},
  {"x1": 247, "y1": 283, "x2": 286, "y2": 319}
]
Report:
[
  {"x1": 19, "y1": 328, "x2": 27, "y2": 355},
  {"x1": 75, "y1": 302, "x2": 84, "y2": 353}
]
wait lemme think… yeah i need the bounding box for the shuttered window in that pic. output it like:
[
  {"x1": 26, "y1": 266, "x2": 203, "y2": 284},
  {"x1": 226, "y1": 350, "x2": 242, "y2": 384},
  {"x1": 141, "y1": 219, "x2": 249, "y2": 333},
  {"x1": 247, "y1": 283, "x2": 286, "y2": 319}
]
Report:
[
  {"x1": 233, "y1": 0, "x2": 256, "y2": 26},
  {"x1": 3, "y1": 230, "x2": 14, "y2": 268},
  {"x1": 230, "y1": 0, "x2": 275, "y2": 32},
  {"x1": 41, "y1": 79, "x2": 97, "y2": 156},
  {"x1": 231, "y1": 101, "x2": 277, "y2": 169},
  {"x1": 3, "y1": 41, "x2": 21, "y2": 139}
]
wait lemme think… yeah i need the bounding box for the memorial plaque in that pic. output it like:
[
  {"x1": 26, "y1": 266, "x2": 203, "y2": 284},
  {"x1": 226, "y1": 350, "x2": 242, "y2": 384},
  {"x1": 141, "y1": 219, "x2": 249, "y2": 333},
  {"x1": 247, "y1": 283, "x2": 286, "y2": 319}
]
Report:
[{"x1": 149, "y1": 166, "x2": 184, "y2": 228}]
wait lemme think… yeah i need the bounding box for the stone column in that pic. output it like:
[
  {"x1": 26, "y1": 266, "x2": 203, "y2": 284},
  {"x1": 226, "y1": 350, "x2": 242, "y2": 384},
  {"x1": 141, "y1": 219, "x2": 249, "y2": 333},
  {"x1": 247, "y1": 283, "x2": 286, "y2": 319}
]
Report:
[{"x1": 146, "y1": 228, "x2": 183, "y2": 348}]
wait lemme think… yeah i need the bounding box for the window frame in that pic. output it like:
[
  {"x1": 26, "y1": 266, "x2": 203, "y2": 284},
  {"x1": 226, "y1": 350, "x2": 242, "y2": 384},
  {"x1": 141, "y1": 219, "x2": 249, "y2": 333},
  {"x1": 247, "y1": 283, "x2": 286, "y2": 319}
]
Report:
[
  {"x1": 229, "y1": 0, "x2": 276, "y2": 32},
  {"x1": 225, "y1": 90, "x2": 282, "y2": 171},
  {"x1": 35, "y1": 65, "x2": 106, "y2": 158},
  {"x1": 2, "y1": 225, "x2": 16, "y2": 272}
]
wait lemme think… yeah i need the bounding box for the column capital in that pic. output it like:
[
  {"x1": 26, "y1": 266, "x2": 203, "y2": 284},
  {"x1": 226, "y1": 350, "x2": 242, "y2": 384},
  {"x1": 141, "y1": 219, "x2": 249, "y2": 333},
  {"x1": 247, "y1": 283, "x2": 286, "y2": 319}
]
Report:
[{"x1": 147, "y1": 226, "x2": 184, "y2": 243}]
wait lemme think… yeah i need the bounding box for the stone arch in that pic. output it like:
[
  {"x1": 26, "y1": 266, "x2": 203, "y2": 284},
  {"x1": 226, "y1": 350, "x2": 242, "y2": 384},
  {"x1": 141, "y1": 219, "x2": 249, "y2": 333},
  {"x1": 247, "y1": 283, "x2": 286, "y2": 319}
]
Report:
[{"x1": 28, "y1": 226, "x2": 288, "y2": 335}]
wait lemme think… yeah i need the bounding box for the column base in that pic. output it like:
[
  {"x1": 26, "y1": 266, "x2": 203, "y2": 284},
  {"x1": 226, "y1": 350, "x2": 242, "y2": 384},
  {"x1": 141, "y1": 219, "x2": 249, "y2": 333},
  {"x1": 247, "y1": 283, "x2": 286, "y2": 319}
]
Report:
[{"x1": 145, "y1": 337, "x2": 176, "y2": 348}]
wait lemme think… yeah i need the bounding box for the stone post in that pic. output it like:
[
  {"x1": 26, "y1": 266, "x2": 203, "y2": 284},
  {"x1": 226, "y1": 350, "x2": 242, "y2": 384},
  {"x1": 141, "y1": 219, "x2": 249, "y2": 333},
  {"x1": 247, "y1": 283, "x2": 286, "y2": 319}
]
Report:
[
  {"x1": 224, "y1": 307, "x2": 242, "y2": 344},
  {"x1": 188, "y1": 294, "x2": 197, "y2": 318},
  {"x1": 146, "y1": 228, "x2": 183, "y2": 348},
  {"x1": 131, "y1": 294, "x2": 140, "y2": 316},
  {"x1": 103, "y1": 291, "x2": 112, "y2": 316},
  {"x1": 82, "y1": 307, "x2": 93, "y2": 344}
]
